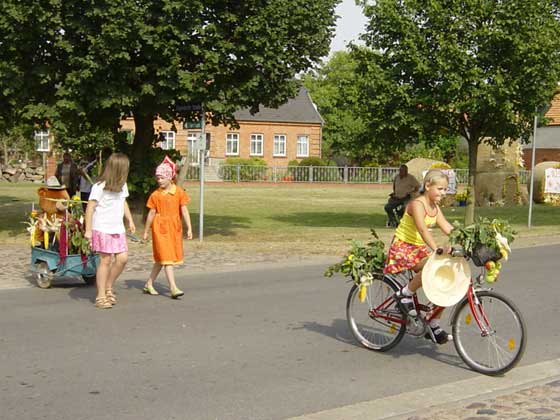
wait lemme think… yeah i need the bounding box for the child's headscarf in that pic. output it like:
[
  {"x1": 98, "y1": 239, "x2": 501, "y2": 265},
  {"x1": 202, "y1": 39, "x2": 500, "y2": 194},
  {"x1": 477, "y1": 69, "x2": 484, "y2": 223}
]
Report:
[{"x1": 155, "y1": 156, "x2": 176, "y2": 180}]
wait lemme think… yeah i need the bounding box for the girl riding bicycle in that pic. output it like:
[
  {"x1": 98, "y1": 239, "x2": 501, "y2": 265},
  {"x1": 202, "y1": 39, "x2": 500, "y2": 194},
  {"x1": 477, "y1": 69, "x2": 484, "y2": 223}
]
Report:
[{"x1": 384, "y1": 169, "x2": 454, "y2": 344}]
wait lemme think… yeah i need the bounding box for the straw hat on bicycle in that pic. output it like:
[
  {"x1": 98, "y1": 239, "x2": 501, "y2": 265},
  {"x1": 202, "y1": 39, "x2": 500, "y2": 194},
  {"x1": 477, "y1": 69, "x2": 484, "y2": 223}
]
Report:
[{"x1": 423, "y1": 252, "x2": 471, "y2": 307}]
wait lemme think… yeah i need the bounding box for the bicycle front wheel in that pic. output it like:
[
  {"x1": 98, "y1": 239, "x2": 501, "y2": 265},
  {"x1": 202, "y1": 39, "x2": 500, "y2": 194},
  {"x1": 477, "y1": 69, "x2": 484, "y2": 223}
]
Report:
[
  {"x1": 346, "y1": 277, "x2": 406, "y2": 352},
  {"x1": 452, "y1": 291, "x2": 526, "y2": 375}
]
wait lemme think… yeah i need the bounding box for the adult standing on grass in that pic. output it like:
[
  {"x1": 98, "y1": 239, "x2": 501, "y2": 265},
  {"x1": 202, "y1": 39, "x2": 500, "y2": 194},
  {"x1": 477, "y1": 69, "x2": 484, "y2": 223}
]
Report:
[
  {"x1": 142, "y1": 157, "x2": 193, "y2": 299},
  {"x1": 385, "y1": 164, "x2": 420, "y2": 228},
  {"x1": 84, "y1": 153, "x2": 136, "y2": 309},
  {"x1": 55, "y1": 152, "x2": 80, "y2": 198}
]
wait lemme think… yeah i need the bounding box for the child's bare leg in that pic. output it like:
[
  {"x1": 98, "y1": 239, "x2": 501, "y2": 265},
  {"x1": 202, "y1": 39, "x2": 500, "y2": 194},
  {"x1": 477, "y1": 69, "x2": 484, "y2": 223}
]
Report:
[
  {"x1": 408, "y1": 271, "x2": 422, "y2": 292},
  {"x1": 96, "y1": 253, "x2": 112, "y2": 300},
  {"x1": 106, "y1": 252, "x2": 128, "y2": 291},
  {"x1": 146, "y1": 262, "x2": 163, "y2": 287},
  {"x1": 163, "y1": 265, "x2": 179, "y2": 290}
]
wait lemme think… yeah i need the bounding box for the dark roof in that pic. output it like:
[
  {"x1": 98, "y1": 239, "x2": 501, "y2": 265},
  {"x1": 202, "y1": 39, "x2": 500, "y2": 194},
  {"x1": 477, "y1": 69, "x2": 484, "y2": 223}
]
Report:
[
  {"x1": 522, "y1": 125, "x2": 560, "y2": 149},
  {"x1": 233, "y1": 87, "x2": 324, "y2": 124}
]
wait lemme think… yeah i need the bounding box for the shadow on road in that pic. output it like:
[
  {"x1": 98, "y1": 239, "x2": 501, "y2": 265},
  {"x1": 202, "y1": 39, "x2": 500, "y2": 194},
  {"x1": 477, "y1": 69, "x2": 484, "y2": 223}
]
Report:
[{"x1": 297, "y1": 318, "x2": 469, "y2": 371}]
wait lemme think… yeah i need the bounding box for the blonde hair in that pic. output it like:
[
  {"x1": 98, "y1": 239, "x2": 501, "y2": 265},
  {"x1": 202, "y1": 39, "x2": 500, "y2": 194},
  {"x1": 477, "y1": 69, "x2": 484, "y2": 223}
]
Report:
[
  {"x1": 97, "y1": 153, "x2": 130, "y2": 192},
  {"x1": 422, "y1": 169, "x2": 448, "y2": 191}
]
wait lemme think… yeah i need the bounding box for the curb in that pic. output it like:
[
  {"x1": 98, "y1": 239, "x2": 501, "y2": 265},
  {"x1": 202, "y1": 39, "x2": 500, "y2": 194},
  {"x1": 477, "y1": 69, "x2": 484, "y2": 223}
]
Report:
[{"x1": 286, "y1": 358, "x2": 560, "y2": 420}]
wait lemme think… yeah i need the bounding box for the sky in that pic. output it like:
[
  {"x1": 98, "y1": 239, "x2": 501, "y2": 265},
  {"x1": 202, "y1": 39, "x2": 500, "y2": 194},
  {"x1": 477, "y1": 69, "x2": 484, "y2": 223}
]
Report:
[{"x1": 330, "y1": 0, "x2": 368, "y2": 54}]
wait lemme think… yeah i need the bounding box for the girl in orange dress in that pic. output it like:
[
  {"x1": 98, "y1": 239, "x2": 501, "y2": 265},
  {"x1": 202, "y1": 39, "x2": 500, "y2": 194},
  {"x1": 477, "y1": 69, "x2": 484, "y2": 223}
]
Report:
[{"x1": 142, "y1": 157, "x2": 192, "y2": 298}]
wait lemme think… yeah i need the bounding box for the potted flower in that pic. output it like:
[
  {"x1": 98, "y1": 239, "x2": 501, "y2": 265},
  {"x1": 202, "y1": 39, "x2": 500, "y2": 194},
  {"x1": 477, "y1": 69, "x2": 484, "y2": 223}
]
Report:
[
  {"x1": 325, "y1": 230, "x2": 386, "y2": 301},
  {"x1": 455, "y1": 191, "x2": 468, "y2": 206},
  {"x1": 449, "y1": 218, "x2": 516, "y2": 281}
]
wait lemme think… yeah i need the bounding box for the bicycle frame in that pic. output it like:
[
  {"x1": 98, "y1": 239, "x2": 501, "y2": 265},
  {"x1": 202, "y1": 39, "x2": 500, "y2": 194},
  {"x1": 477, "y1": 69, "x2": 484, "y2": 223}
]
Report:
[{"x1": 370, "y1": 274, "x2": 493, "y2": 338}]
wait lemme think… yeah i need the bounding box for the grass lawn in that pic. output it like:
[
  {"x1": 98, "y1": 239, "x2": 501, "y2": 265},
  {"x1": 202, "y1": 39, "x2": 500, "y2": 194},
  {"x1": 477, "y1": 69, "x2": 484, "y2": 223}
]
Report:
[{"x1": 1, "y1": 181, "x2": 559, "y2": 255}]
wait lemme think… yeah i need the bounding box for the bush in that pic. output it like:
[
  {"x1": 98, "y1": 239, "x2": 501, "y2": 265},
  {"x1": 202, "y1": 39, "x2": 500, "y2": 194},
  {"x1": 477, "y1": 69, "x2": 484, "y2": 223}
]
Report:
[
  {"x1": 298, "y1": 156, "x2": 327, "y2": 167},
  {"x1": 221, "y1": 157, "x2": 268, "y2": 181}
]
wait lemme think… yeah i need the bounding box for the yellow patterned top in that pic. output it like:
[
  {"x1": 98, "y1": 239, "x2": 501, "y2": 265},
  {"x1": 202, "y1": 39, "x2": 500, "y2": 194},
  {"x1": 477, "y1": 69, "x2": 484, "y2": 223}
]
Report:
[{"x1": 395, "y1": 209, "x2": 438, "y2": 246}]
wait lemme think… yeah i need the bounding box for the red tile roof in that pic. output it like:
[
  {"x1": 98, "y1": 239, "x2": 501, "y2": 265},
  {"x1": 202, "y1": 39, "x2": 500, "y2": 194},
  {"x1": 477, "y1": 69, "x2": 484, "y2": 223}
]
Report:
[{"x1": 545, "y1": 92, "x2": 560, "y2": 125}]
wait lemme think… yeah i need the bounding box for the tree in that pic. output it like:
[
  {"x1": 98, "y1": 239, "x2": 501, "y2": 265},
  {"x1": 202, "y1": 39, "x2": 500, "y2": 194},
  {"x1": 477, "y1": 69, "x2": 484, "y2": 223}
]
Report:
[
  {"x1": 302, "y1": 51, "x2": 369, "y2": 164},
  {"x1": 354, "y1": 0, "x2": 560, "y2": 223},
  {"x1": 1, "y1": 0, "x2": 339, "y2": 203}
]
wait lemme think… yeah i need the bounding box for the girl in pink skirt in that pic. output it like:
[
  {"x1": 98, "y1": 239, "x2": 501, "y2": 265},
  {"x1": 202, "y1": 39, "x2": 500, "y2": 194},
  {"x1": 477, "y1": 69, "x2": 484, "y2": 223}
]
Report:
[{"x1": 85, "y1": 153, "x2": 135, "y2": 309}]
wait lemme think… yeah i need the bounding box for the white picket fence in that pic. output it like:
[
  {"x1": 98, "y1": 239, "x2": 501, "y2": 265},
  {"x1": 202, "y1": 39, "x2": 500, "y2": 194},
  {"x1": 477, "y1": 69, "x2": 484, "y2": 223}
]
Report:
[{"x1": 183, "y1": 165, "x2": 530, "y2": 185}]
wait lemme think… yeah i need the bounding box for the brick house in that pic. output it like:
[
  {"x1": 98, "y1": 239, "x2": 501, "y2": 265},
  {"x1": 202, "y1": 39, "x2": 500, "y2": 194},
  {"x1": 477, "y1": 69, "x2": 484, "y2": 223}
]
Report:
[
  {"x1": 120, "y1": 86, "x2": 324, "y2": 166},
  {"x1": 522, "y1": 92, "x2": 560, "y2": 169}
]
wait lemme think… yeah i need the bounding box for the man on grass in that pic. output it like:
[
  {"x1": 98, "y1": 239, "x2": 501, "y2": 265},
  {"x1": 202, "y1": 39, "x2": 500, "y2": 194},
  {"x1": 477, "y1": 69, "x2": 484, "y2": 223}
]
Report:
[{"x1": 384, "y1": 164, "x2": 420, "y2": 228}]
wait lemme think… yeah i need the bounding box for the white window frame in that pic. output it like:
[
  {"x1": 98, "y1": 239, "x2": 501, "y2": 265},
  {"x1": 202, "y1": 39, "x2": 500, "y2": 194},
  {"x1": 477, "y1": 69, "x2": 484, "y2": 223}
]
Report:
[
  {"x1": 34, "y1": 130, "x2": 50, "y2": 152},
  {"x1": 250, "y1": 133, "x2": 264, "y2": 156},
  {"x1": 160, "y1": 131, "x2": 176, "y2": 150},
  {"x1": 226, "y1": 133, "x2": 239, "y2": 156},
  {"x1": 273, "y1": 134, "x2": 287, "y2": 157},
  {"x1": 297, "y1": 135, "x2": 309, "y2": 157},
  {"x1": 186, "y1": 132, "x2": 199, "y2": 162}
]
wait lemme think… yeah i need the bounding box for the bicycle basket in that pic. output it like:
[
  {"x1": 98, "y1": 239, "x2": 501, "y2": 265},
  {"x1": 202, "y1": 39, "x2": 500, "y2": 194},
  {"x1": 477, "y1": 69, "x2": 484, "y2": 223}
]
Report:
[{"x1": 470, "y1": 243, "x2": 501, "y2": 267}]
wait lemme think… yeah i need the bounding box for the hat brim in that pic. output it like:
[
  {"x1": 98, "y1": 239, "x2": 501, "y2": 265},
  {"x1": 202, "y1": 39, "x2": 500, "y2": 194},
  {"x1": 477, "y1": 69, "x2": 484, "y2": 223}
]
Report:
[
  {"x1": 423, "y1": 253, "x2": 471, "y2": 307},
  {"x1": 45, "y1": 185, "x2": 67, "y2": 190}
]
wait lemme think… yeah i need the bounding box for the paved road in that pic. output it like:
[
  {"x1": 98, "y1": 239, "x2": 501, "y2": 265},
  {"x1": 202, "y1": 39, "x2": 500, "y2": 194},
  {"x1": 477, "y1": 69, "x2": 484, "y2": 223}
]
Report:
[{"x1": 1, "y1": 245, "x2": 559, "y2": 420}]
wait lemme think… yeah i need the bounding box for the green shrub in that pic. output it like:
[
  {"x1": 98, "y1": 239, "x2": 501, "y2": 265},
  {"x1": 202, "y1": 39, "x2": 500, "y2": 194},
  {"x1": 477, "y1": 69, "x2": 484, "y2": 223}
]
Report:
[
  {"x1": 221, "y1": 157, "x2": 268, "y2": 181},
  {"x1": 299, "y1": 156, "x2": 327, "y2": 167}
]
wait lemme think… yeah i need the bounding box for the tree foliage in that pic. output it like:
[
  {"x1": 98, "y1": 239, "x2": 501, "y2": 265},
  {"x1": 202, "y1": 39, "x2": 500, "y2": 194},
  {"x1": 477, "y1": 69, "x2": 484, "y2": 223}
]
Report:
[
  {"x1": 302, "y1": 51, "x2": 369, "y2": 164},
  {"x1": 1, "y1": 0, "x2": 339, "y2": 202},
  {"x1": 354, "y1": 0, "x2": 560, "y2": 222}
]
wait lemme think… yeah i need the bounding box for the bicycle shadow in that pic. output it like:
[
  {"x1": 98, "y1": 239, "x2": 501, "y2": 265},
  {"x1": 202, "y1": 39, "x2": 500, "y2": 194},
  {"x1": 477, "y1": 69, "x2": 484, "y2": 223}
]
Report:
[{"x1": 297, "y1": 318, "x2": 469, "y2": 371}]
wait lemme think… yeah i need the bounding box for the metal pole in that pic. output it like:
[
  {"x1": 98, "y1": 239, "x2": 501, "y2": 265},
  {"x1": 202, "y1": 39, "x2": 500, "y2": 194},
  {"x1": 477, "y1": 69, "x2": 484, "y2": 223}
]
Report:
[
  {"x1": 528, "y1": 111, "x2": 538, "y2": 228},
  {"x1": 199, "y1": 107, "x2": 205, "y2": 242}
]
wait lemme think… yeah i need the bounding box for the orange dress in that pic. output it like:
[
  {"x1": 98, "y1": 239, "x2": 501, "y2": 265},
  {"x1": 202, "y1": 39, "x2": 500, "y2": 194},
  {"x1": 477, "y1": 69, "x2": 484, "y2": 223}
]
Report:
[{"x1": 146, "y1": 184, "x2": 190, "y2": 265}]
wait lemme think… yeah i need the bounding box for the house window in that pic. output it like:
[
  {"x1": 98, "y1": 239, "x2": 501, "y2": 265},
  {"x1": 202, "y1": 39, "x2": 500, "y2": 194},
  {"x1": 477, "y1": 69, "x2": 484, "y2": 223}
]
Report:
[
  {"x1": 250, "y1": 133, "x2": 264, "y2": 156},
  {"x1": 297, "y1": 135, "x2": 309, "y2": 157},
  {"x1": 187, "y1": 132, "x2": 198, "y2": 161},
  {"x1": 273, "y1": 134, "x2": 286, "y2": 157},
  {"x1": 34, "y1": 130, "x2": 50, "y2": 152},
  {"x1": 226, "y1": 133, "x2": 239, "y2": 155},
  {"x1": 160, "y1": 131, "x2": 176, "y2": 150}
]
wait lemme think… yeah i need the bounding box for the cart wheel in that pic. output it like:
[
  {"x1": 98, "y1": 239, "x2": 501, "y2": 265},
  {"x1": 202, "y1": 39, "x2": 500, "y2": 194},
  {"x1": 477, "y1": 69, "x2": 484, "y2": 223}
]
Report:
[
  {"x1": 82, "y1": 274, "x2": 96, "y2": 286},
  {"x1": 34, "y1": 262, "x2": 54, "y2": 289}
]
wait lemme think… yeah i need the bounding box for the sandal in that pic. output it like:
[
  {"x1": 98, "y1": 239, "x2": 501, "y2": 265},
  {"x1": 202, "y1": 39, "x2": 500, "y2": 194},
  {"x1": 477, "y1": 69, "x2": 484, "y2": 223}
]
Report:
[
  {"x1": 170, "y1": 288, "x2": 184, "y2": 299},
  {"x1": 106, "y1": 289, "x2": 117, "y2": 305},
  {"x1": 95, "y1": 297, "x2": 112, "y2": 309},
  {"x1": 143, "y1": 285, "x2": 159, "y2": 295}
]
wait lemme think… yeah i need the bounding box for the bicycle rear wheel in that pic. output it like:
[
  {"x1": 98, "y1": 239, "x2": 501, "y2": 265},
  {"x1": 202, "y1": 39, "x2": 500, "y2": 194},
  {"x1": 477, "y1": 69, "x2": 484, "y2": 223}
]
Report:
[
  {"x1": 452, "y1": 291, "x2": 526, "y2": 375},
  {"x1": 346, "y1": 277, "x2": 406, "y2": 351}
]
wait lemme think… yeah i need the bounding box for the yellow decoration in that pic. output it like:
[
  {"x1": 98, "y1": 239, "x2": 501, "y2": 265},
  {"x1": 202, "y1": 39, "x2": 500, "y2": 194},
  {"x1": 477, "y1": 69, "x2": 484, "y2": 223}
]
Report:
[
  {"x1": 358, "y1": 285, "x2": 367, "y2": 302},
  {"x1": 44, "y1": 231, "x2": 49, "y2": 249},
  {"x1": 30, "y1": 226, "x2": 35, "y2": 247},
  {"x1": 390, "y1": 324, "x2": 396, "y2": 334},
  {"x1": 465, "y1": 313, "x2": 472, "y2": 325},
  {"x1": 508, "y1": 338, "x2": 516, "y2": 351}
]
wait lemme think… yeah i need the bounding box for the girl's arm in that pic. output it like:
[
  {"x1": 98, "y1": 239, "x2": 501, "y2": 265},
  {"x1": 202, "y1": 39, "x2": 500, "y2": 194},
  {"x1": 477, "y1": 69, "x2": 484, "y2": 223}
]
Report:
[
  {"x1": 123, "y1": 200, "x2": 136, "y2": 234},
  {"x1": 143, "y1": 209, "x2": 156, "y2": 241},
  {"x1": 436, "y1": 206, "x2": 454, "y2": 235},
  {"x1": 84, "y1": 200, "x2": 97, "y2": 240},
  {"x1": 409, "y1": 200, "x2": 439, "y2": 251},
  {"x1": 180, "y1": 205, "x2": 193, "y2": 240}
]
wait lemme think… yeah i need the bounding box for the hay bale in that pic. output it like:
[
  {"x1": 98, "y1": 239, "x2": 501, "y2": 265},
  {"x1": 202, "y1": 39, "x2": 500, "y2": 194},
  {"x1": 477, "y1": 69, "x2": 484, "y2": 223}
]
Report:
[
  {"x1": 532, "y1": 161, "x2": 560, "y2": 203},
  {"x1": 405, "y1": 157, "x2": 439, "y2": 184}
]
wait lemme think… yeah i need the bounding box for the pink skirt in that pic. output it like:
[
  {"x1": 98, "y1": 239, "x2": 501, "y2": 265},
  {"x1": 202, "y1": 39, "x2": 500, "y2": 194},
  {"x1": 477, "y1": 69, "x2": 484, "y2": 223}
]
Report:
[
  {"x1": 384, "y1": 239, "x2": 430, "y2": 274},
  {"x1": 91, "y1": 230, "x2": 128, "y2": 254}
]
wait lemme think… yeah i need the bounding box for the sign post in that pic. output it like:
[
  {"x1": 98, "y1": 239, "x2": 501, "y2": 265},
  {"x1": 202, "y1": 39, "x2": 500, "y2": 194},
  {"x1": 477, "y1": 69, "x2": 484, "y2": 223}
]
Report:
[
  {"x1": 528, "y1": 111, "x2": 538, "y2": 228},
  {"x1": 198, "y1": 107, "x2": 205, "y2": 243},
  {"x1": 176, "y1": 102, "x2": 205, "y2": 242}
]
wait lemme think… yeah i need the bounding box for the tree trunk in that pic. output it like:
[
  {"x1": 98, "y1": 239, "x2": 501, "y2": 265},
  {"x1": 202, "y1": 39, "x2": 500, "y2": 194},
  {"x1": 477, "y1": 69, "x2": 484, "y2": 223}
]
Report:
[
  {"x1": 131, "y1": 112, "x2": 155, "y2": 162},
  {"x1": 128, "y1": 112, "x2": 156, "y2": 217},
  {"x1": 465, "y1": 136, "x2": 479, "y2": 225}
]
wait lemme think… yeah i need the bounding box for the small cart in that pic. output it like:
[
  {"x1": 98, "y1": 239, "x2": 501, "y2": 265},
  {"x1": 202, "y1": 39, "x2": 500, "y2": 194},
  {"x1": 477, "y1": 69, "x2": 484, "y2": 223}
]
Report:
[{"x1": 30, "y1": 246, "x2": 99, "y2": 289}]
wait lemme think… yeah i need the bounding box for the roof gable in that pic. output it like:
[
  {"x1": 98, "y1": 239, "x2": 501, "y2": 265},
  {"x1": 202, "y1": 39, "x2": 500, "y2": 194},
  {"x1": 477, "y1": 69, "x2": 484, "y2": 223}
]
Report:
[{"x1": 233, "y1": 87, "x2": 324, "y2": 125}]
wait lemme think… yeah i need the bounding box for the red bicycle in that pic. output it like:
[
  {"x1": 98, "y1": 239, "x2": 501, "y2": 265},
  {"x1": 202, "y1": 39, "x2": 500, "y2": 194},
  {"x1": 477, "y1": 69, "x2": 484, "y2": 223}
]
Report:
[{"x1": 346, "y1": 250, "x2": 526, "y2": 375}]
